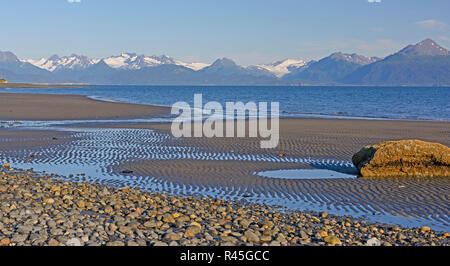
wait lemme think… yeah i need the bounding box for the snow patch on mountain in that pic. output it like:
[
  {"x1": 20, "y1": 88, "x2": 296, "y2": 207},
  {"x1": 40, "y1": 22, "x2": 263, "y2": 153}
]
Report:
[
  {"x1": 399, "y1": 38, "x2": 450, "y2": 56},
  {"x1": 174, "y1": 60, "x2": 210, "y2": 71},
  {"x1": 22, "y1": 54, "x2": 100, "y2": 72},
  {"x1": 257, "y1": 59, "x2": 307, "y2": 77},
  {"x1": 329, "y1": 52, "x2": 380, "y2": 65},
  {"x1": 23, "y1": 53, "x2": 210, "y2": 71},
  {"x1": 103, "y1": 53, "x2": 177, "y2": 69}
]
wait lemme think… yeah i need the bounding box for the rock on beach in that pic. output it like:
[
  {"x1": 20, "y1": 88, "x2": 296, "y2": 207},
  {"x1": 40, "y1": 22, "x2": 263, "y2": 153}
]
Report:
[{"x1": 352, "y1": 139, "x2": 450, "y2": 178}]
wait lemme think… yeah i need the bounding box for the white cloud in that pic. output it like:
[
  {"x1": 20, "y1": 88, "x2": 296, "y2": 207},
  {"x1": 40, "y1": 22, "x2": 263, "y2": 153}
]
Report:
[
  {"x1": 68, "y1": 0, "x2": 81, "y2": 3},
  {"x1": 415, "y1": 19, "x2": 449, "y2": 32}
]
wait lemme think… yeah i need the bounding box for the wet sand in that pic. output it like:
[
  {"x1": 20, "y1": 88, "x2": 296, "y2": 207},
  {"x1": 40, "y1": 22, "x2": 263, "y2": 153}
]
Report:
[
  {"x1": 0, "y1": 118, "x2": 449, "y2": 230},
  {"x1": 0, "y1": 93, "x2": 449, "y2": 230},
  {"x1": 104, "y1": 120, "x2": 450, "y2": 228},
  {"x1": 0, "y1": 93, "x2": 169, "y2": 120},
  {"x1": 105, "y1": 118, "x2": 450, "y2": 160}
]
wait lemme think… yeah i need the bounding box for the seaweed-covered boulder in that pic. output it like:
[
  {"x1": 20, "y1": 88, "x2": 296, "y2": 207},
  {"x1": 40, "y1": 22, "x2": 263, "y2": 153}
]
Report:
[{"x1": 352, "y1": 139, "x2": 450, "y2": 178}]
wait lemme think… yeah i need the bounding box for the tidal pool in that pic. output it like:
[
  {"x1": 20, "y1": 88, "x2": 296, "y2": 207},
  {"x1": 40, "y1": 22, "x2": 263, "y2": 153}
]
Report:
[{"x1": 258, "y1": 169, "x2": 357, "y2": 179}]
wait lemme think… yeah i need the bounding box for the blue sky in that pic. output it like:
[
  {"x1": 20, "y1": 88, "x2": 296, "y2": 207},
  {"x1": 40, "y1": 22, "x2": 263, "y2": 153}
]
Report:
[{"x1": 1, "y1": 0, "x2": 449, "y2": 65}]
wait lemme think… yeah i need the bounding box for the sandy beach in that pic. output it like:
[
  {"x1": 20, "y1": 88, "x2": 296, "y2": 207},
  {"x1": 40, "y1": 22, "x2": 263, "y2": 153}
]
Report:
[
  {"x1": 0, "y1": 93, "x2": 169, "y2": 120},
  {"x1": 106, "y1": 118, "x2": 450, "y2": 158},
  {"x1": 0, "y1": 92, "x2": 449, "y2": 246},
  {"x1": 0, "y1": 83, "x2": 88, "y2": 89}
]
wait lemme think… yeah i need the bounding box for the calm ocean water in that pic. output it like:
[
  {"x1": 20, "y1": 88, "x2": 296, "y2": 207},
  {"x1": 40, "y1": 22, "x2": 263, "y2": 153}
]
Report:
[{"x1": 2, "y1": 85, "x2": 449, "y2": 121}]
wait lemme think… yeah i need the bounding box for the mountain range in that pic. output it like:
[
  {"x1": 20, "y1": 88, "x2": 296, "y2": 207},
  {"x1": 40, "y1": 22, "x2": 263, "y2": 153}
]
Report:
[
  {"x1": 283, "y1": 53, "x2": 381, "y2": 84},
  {"x1": 0, "y1": 39, "x2": 449, "y2": 86}
]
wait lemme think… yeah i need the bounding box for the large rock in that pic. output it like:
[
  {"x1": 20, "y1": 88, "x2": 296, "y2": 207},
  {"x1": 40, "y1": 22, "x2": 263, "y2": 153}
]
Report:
[{"x1": 352, "y1": 140, "x2": 450, "y2": 178}]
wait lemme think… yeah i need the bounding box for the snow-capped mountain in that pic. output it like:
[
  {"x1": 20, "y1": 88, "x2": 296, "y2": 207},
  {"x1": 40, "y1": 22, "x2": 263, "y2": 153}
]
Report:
[
  {"x1": 103, "y1": 53, "x2": 210, "y2": 71},
  {"x1": 22, "y1": 53, "x2": 304, "y2": 75},
  {"x1": 399, "y1": 38, "x2": 450, "y2": 56},
  {"x1": 22, "y1": 54, "x2": 100, "y2": 72},
  {"x1": 343, "y1": 39, "x2": 450, "y2": 85},
  {"x1": 256, "y1": 59, "x2": 308, "y2": 77},
  {"x1": 103, "y1": 53, "x2": 171, "y2": 69},
  {"x1": 328, "y1": 52, "x2": 380, "y2": 65},
  {"x1": 23, "y1": 53, "x2": 209, "y2": 72},
  {"x1": 173, "y1": 60, "x2": 210, "y2": 71},
  {"x1": 199, "y1": 58, "x2": 277, "y2": 78},
  {"x1": 282, "y1": 52, "x2": 381, "y2": 83},
  {"x1": 5, "y1": 38, "x2": 447, "y2": 85}
]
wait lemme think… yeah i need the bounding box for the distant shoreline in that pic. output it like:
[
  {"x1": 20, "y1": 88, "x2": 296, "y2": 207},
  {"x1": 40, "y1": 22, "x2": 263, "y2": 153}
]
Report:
[
  {"x1": 0, "y1": 92, "x2": 169, "y2": 120},
  {"x1": 1, "y1": 83, "x2": 449, "y2": 88},
  {"x1": 0, "y1": 83, "x2": 89, "y2": 89}
]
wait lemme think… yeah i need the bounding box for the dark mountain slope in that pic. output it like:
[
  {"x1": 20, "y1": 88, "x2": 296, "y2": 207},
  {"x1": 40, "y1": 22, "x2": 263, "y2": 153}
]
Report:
[{"x1": 342, "y1": 39, "x2": 450, "y2": 86}]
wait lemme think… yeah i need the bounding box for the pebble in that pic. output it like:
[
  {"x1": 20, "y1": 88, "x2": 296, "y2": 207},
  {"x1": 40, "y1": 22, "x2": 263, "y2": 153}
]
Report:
[
  {"x1": 76, "y1": 201, "x2": 85, "y2": 209},
  {"x1": 106, "y1": 241, "x2": 125, "y2": 246},
  {"x1": 43, "y1": 198, "x2": 55, "y2": 204},
  {"x1": 119, "y1": 226, "x2": 133, "y2": 235},
  {"x1": 1, "y1": 238, "x2": 11, "y2": 246},
  {"x1": 0, "y1": 165, "x2": 447, "y2": 246},
  {"x1": 269, "y1": 240, "x2": 281, "y2": 246},
  {"x1": 12, "y1": 234, "x2": 29, "y2": 243},
  {"x1": 153, "y1": 241, "x2": 168, "y2": 246},
  {"x1": 66, "y1": 238, "x2": 82, "y2": 246},
  {"x1": 48, "y1": 239, "x2": 59, "y2": 246},
  {"x1": 319, "y1": 231, "x2": 328, "y2": 238},
  {"x1": 244, "y1": 230, "x2": 260, "y2": 243},
  {"x1": 324, "y1": 236, "x2": 342, "y2": 246},
  {"x1": 420, "y1": 226, "x2": 431, "y2": 234},
  {"x1": 163, "y1": 213, "x2": 176, "y2": 224},
  {"x1": 127, "y1": 240, "x2": 139, "y2": 246},
  {"x1": 185, "y1": 226, "x2": 202, "y2": 238},
  {"x1": 366, "y1": 237, "x2": 381, "y2": 246},
  {"x1": 165, "y1": 232, "x2": 182, "y2": 241},
  {"x1": 240, "y1": 219, "x2": 252, "y2": 228},
  {"x1": 300, "y1": 230, "x2": 309, "y2": 239},
  {"x1": 260, "y1": 235, "x2": 272, "y2": 242}
]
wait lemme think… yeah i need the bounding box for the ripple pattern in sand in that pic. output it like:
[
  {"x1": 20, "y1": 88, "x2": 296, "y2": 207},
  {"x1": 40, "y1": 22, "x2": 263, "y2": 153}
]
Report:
[{"x1": 0, "y1": 127, "x2": 449, "y2": 231}]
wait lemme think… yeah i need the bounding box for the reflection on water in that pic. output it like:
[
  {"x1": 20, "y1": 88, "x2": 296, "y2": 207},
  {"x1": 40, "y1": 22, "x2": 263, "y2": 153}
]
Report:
[{"x1": 258, "y1": 169, "x2": 357, "y2": 179}]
